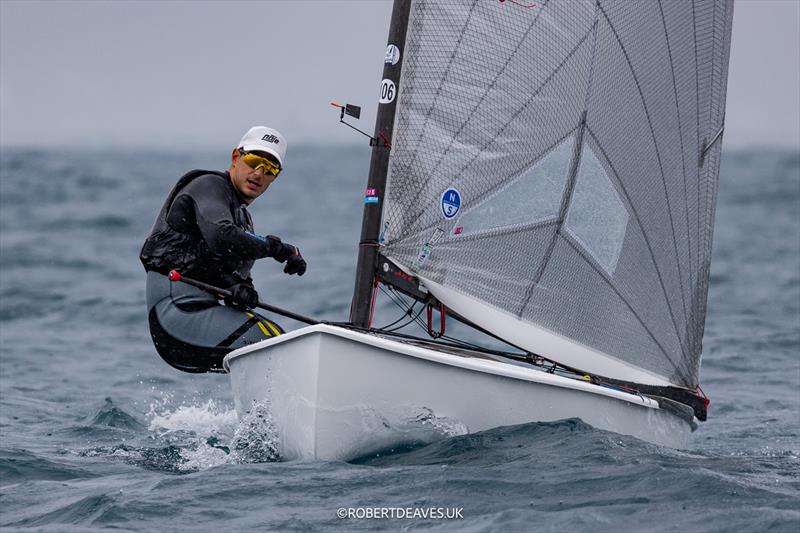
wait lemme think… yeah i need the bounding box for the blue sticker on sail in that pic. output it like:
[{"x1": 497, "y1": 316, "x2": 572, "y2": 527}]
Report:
[
  {"x1": 365, "y1": 196, "x2": 379, "y2": 204},
  {"x1": 440, "y1": 188, "x2": 461, "y2": 219}
]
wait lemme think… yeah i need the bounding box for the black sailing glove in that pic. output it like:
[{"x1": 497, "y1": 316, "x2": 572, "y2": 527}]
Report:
[
  {"x1": 265, "y1": 235, "x2": 306, "y2": 276},
  {"x1": 224, "y1": 282, "x2": 259, "y2": 309},
  {"x1": 264, "y1": 235, "x2": 295, "y2": 263},
  {"x1": 284, "y1": 249, "x2": 307, "y2": 276}
]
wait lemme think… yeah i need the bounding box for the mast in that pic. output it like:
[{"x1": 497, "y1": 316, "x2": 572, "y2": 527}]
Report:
[{"x1": 349, "y1": 0, "x2": 413, "y2": 327}]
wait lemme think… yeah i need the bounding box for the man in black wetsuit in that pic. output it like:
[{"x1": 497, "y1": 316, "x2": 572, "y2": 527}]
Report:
[{"x1": 140, "y1": 126, "x2": 306, "y2": 373}]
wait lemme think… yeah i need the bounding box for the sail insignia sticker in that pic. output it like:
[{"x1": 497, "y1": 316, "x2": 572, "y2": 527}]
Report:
[
  {"x1": 385, "y1": 44, "x2": 400, "y2": 65},
  {"x1": 440, "y1": 188, "x2": 461, "y2": 219},
  {"x1": 379, "y1": 79, "x2": 396, "y2": 104},
  {"x1": 411, "y1": 228, "x2": 445, "y2": 272}
]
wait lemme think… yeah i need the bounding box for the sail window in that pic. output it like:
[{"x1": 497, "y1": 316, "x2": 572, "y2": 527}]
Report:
[
  {"x1": 564, "y1": 143, "x2": 628, "y2": 275},
  {"x1": 453, "y1": 136, "x2": 573, "y2": 236}
]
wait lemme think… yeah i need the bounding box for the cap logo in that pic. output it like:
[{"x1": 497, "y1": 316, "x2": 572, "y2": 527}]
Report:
[{"x1": 261, "y1": 134, "x2": 280, "y2": 144}]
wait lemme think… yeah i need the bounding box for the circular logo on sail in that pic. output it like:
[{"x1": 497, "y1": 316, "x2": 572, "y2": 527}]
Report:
[
  {"x1": 440, "y1": 188, "x2": 461, "y2": 219},
  {"x1": 384, "y1": 44, "x2": 400, "y2": 65}
]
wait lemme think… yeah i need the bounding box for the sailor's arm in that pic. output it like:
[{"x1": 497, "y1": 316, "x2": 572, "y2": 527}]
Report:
[
  {"x1": 168, "y1": 185, "x2": 270, "y2": 259},
  {"x1": 170, "y1": 176, "x2": 305, "y2": 274}
]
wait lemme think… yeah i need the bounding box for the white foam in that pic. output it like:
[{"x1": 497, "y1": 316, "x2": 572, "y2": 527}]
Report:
[
  {"x1": 148, "y1": 399, "x2": 238, "y2": 439},
  {"x1": 145, "y1": 398, "x2": 281, "y2": 470}
]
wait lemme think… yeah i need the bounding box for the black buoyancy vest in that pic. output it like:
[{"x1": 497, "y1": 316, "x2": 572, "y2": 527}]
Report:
[{"x1": 140, "y1": 170, "x2": 260, "y2": 289}]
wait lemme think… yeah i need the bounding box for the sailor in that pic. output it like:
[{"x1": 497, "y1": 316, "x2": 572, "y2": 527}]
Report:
[{"x1": 140, "y1": 126, "x2": 306, "y2": 373}]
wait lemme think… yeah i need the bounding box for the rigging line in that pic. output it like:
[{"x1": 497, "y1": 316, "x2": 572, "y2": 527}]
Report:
[
  {"x1": 436, "y1": 334, "x2": 519, "y2": 357},
  {"x1": 365, "y1": 321, "x2": 585, "y2": 377},
  {"x1": 379, "y1": 284, "x2": 413, "y2": 314},
  {"x1": 379, "y1": 323, "x2": 532, "y2": 363},
  {"x1": 586, "y1": 127, "x2": 692, "y2": 380},
  {"x1": 399, "y1": 25, "x2": 595, "y2": 242},
  {"x1": 399, "y1": 0, "x2": 552, "y2": 229},
  {"x1": 658, "y1": 0, "x2": 697, "y2": 353},
  {"x1": 387, "y1": 304, "x2": 427, "y2": 333},
  {"x1": 371, "y1": 328, "x2": 546, "y2": 369},
  {"x1": 378, "y1": 285, "x2": 419, "y2": 328},
  {"x1": 378, "y1": 286, "x2": 429, "y2": 333},
  {"x1": 379, "y1": 300, "x2": 418, "y2": 330},
  {"x1": 401, "y1": 298, "x2": 435, "y2": 335},
  {"x1": 406, "y1": 307, "x2": 523, "y2": 354},
  {"x1": 401, "y1": 310, "x2": 431, "y2": 336},
  {"x1": 597, "y1": 2, "x2": 691, "y2": 360}
]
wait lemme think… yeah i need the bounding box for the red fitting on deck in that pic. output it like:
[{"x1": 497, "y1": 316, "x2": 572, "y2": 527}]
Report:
[
  {"x1": 427, "y1": 302, "x2": 446, "y2": 338},
  {"x1": 697, "y1": 385, "x2": 711, "y2": 409}
]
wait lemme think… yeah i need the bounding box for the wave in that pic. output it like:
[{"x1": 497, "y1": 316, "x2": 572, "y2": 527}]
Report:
[{"x1": 0, "y1": 448, "x2": 94, "y2": 485}]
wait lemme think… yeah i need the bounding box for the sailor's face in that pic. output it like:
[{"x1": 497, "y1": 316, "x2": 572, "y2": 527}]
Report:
[{"x1": 229, "y1": 149, "x2": 279, "y2": 202}]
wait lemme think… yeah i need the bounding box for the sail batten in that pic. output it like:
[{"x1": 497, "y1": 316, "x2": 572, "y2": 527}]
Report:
[{"x1": 381, "y1": 0, "x2": 733, "y2": 388}]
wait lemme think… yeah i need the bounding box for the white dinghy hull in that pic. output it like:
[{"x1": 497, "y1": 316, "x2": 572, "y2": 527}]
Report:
[{"x1": 224, "y1": 324, "x2": 694, "y2": 461}]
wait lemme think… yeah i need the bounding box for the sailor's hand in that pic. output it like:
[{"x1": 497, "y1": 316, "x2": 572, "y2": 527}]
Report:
[
  {"x1": 284, "y1": 248, "x2": 307, "y2": 276},
  {"x1": 265, "y1": 235, "x2": 298, "y2": 263},
  {"x1": 225, "y1": 283, "x2": 260, "y2": 309}
]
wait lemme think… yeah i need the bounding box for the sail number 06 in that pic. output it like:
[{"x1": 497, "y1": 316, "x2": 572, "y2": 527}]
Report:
[{"x1": 379, "y1": 79, "x2": 396, "y2": 104}]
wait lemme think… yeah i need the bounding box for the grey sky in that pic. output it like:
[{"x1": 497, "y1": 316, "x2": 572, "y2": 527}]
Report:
[{"x1": 1, "y1": 0, "x2": 798, "y2": 150}]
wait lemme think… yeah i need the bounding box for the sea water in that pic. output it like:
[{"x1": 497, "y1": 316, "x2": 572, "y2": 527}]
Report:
[{"x1": 0, "y1": 146, "x2": 798, "y2": 531}]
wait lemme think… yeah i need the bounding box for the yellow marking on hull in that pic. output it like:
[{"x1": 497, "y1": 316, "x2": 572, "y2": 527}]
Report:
[
  {"x1": 264, "y1": 320, "x2": 279, "y2": 336},
  {"x1": 246, "y1": 312, "x2": 280, "y2": 337}
]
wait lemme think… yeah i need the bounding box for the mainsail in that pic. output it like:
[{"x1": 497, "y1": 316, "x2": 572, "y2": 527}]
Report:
[{"x1": 379, "y1": 0, "x2": 734, "y2": 388}]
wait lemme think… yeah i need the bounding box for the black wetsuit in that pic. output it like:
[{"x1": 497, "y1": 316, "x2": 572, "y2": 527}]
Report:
[{"x1": 141, "y1": 170, "x2": 284, "y2": 373}]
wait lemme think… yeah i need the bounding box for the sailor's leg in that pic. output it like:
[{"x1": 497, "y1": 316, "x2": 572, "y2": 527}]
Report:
[{"x1": 145, "y1": 272, "x2": 283, "y2": 373}]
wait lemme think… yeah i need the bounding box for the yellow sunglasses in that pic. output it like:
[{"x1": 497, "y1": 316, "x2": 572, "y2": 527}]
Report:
[{"x1": 240, "y1": 150, "x2": 282, "y2": 176}]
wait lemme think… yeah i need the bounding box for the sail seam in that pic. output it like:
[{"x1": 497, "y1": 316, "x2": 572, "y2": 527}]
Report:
[
  {"x1": 585, "y1": 127, "x2": 692, "y2": 384},
  {"x1": 400, "y1": 0, "x2": 554, "y2": 227},
  {"x1": 395, "y1": 0, "x2": 482, "y2": 202},
  {"x1": 695, "y1": 1, "x2": 733, "y2": 369},
  {"x1": 692, "y1": 0, "x2": 702, "y2": 350},
  {"x1": 447, "y1": 218, "x2": 559, "y2": 243},
  {"x1": 582, "y1": 0, "x2": 602, "y2": 112},
  {"x1": 445, "y1": 128, "x2": 576, "y2": 231},
  {"x1": 696, "y1": 1, "x2": 720, "y2": 341},
  {"x1": 521, "y1": 115, "x2": 586, "y2": 316},
  {"x1": 558, "y1": 229, "x2": 684, "y2": 379},
  {"x1": 597, "y1": 2, "x2": 690, "y2": 362},
  {"x1": 394, "y1": 25, "x2": 595, "y2": 244},
  {"x1": 701, "y1": 1, "x2": 720, "y2": 278},
  {"x1": 387, "y1": 128, "x2": 573, "y2": 250},
  {"x1": 518, "y1": 2, "x2": 600, "y2": 315},
  {"x1": 658, "y1": 0, "x2": 696, "y2": 355}
]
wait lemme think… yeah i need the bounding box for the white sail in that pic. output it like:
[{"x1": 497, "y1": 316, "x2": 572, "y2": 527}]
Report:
[{"x1": 381, "y1": 0, "x2": 734, "y2": 388}]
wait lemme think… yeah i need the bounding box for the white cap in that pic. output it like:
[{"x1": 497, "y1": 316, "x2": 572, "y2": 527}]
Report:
[{"x1": 238, "y1": 126, "x2": 287, "y2": 167}]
